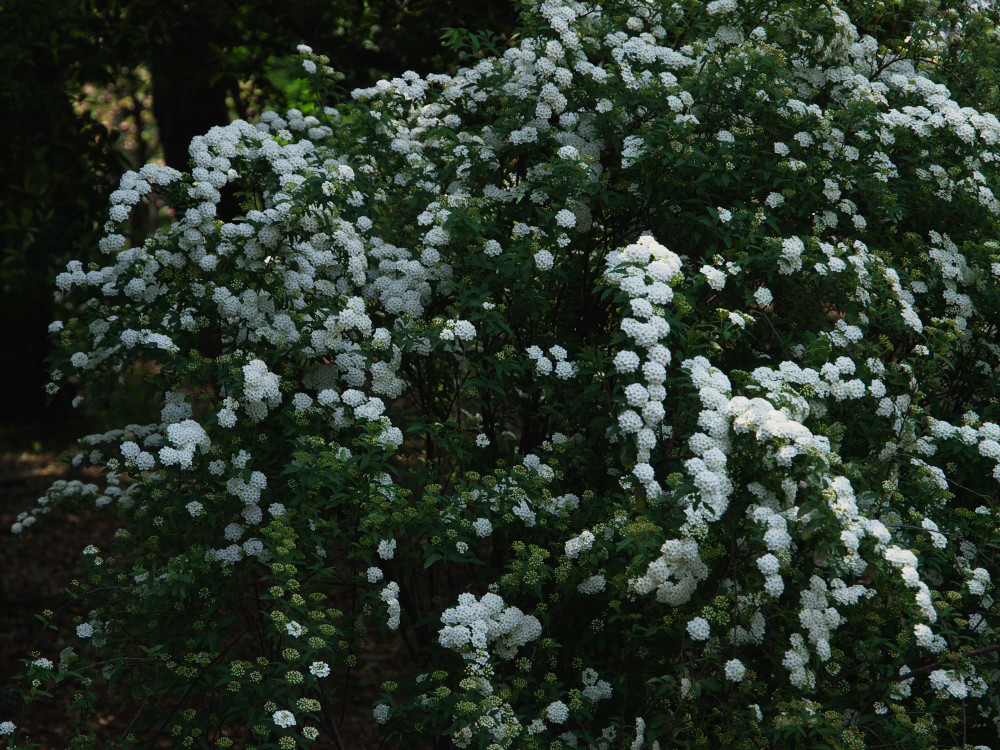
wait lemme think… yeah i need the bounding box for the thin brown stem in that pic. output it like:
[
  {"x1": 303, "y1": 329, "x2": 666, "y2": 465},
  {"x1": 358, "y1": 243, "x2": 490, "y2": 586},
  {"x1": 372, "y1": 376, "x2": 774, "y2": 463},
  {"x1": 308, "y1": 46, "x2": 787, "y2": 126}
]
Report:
[{"x1": 888, "y1": 644, "x2": 1000, "y2": 681}]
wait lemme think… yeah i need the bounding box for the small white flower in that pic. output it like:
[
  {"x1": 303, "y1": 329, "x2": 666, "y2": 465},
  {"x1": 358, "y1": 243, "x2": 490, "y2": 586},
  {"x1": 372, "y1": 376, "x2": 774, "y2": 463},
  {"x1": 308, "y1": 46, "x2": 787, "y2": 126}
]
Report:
[
  {"x1": 452, "y1": 320, "x2": 476, "y2": 341},
  {"x1": 555, "y1": 360, "x2": 577, "y2": 379},
  {"x1": 686, "y1": 617, "x2": 710, "y2": 640},
  {"x1": 527, "y1": 718, "x2": 546, "y2": 735},
  {"x1": 310, "y1": 661, "x2": 331, "y2": 678},
  {"x1": 373, "y1": 704, "x2": 390, "y2": 724},
  {"x1": 756, "y1": 554, "x2": 780, "y2": 576},
  {"x1": 286, "y1": 621, "x2": 305, "y2": 637},
  {"x1": 764, "y1": 574, "x2": 784, "y2": 597},
  {"x1": 724, "y1": 659, "x2": 746, "y2": 682},
  {"x1": 565, "y1": 530, "x2": 595, "y2": 558},
  {"x1": 546, "y1": 700, "x2": 569, "y2": 723},
  {"x1": 273, "y1": 709, "x2": 296, "y2": 728},
  {"x1": 700, "y1": 265, "x2": 726, "y2": 291},
  {"x1": 76, "y1": 623, "x2": 94, "y2": 638},
  {"x1": 578, "y1": 575, "x2": 606, "y2": 594},
  {"x1": 378, "y1": 538, "x2": 397, "y2": 560},
  {"x1": 534, "y1": 249, "x2": 554, "y2": 271},
  {"x1": 614, "y1": 350, "x2": 641, "y2": 373},
  {"x1": 555, "y1": 209, "x2": 577, "y2": 229},
  {"x1": 120, "y1": 441, "x2": 140, "y2": 460}
]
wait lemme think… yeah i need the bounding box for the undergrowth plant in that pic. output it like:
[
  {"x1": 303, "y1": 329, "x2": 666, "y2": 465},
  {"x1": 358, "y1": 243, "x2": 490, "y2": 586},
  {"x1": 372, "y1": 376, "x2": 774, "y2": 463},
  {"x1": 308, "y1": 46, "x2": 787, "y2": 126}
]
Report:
[{"x1": 8, "y1": 0, "x2": 1000, "y2": 748}]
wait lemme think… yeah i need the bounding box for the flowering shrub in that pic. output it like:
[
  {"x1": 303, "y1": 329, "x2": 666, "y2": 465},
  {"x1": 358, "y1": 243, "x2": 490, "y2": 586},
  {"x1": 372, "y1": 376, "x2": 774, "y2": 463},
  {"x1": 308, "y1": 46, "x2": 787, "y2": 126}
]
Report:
[{"x1": 10, "y1": 0, "x2": 1000, "y2": 748}]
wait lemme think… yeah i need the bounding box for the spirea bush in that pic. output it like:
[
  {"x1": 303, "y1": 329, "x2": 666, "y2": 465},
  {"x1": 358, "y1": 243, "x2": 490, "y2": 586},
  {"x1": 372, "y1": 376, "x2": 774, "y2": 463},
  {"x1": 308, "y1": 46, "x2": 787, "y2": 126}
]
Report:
[{"x1": 10, "y1": 0, "x2": 1000, "y2": 747}]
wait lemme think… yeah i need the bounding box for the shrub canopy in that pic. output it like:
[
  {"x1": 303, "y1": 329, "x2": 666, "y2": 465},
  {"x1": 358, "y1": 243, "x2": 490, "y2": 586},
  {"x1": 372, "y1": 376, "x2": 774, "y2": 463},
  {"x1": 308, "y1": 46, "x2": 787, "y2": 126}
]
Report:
[{"x1": 13, "y1": 0, "x2": 1000, "y2": 748}]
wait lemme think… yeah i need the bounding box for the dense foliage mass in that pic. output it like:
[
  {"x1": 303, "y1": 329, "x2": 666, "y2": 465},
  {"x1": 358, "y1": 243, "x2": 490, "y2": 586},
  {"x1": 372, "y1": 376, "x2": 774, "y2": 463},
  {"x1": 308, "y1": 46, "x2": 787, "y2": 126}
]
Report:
[
  {"x1": 1, "y1": 0, "x2": 516, "y2": 421},
  {"x1": 9, "y1": 0, "x2": 1000, "y2": 747}
]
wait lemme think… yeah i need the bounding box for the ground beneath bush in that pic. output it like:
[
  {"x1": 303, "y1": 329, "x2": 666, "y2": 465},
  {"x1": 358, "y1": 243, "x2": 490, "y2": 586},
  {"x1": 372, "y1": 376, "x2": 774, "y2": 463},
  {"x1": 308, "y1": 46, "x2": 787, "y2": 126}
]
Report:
[{"x1": 0, "y1": 424, "x2": 395, "y2": 749}]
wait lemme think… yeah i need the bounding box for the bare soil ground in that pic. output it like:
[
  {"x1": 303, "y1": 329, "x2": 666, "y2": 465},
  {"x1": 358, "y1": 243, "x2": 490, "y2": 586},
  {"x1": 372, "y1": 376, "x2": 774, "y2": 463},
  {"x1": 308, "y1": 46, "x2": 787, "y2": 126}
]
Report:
[{"x1": 0, "y1": 424, "x2": 113, "y2": 748}]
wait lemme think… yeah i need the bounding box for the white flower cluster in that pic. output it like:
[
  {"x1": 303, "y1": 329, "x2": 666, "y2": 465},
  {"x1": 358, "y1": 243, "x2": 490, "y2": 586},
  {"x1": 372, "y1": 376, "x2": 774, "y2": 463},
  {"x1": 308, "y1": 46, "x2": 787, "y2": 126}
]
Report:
[
  {"x1": 545, "y1": 700, "x2": 569, "y2": 723},
  {"x1": 756, "y1": 553, "x2": 784, "y2": 599},
  {"x1": 580, "y1": 667, "x2": 613, "y2": 702},
  {"x1": 577, "y1": 574, "x2": 606, "y2": 594},
  {"x1": 378, "y1": 538, "x2": 397, "y2": 560},
  {"x1": 914, "y1": 623, "x2": 947, "y2": 654},
  {"x1": 795, "y1": 576, "x2": 844, "y2": 663},
  {"x1": 724, "y1": 658, "x2": 746, "y2": 682},
  {"x1": 273, "y1": 709, "x2": 296, "y2": 728},
  {"x1": 631, "y1": 537, "x2": 709, "y2": 606},
  {"x1": 686, "y1": 616, "x2": 710, "y2": 640},
  {"x1": 564, "y1": 530, "x2": 595, "y2": 559},
  {"x1": 440, "y1": 319, "x2": 477, "y2": 342},
  {"x1": 929, "y1": 668, "x2": 989, "y2": 701},
  {"x1": 917, "y1": 414, "x2": 1000, "y2": 485},
  {"x1": 679, "y1": 357, "x2": 738, "y2": 535},
  {"x1": 221, "y1": 468, "x2": 269, "y2": 530},
  {"x1": 883, "y1": 546, "x2": 936, "y2": 621},
  {"x1": 604, "y1": 235, "x2": 682, "y2": 497},
  {"x1": 750, "y1": 357, "x2": 870, "y2": 409},
  {"x1": 782, "y1": 633, "x2": 815, "y2": 690},
  {"x1": 967, "y1": 567, "x2": 991, "y2": 596},
  {"x1": 242, "y1": 359, "x2": 283, "y2": 421},
  {"x1": 700, "y1": 264, "x2": 726, "y2": 291},
  {"x1": 11, "y1": 478, "x2": 106, "y2": 534},
  {"x1": 157, "y1": 419, "x2": 210, "y2": 469},
  {"x1": 382, "y1": 582, "x2": 401, "y2": 630},
  {"x1": 726, "y1": 395, "x2": 829, "y2": 465},
  {"x1": 438, "y1": 592, "x2": 542, "y2": 660},
  {"x1": 778, "y1": 237, "x2": 805, "y2": 275},
  {"x1": 526, "y1": 344, "x2": 578, "y2": 379}
]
